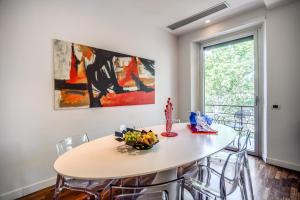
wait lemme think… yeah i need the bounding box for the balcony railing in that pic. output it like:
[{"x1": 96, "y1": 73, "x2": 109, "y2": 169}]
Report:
[{"x1": 205, "y1": 104, "x2": 255, "y2": 151}]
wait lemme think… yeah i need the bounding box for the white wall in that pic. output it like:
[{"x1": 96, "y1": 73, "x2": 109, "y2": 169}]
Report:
[
  {"x1": 0, "y1": 0, "x2": 178, "y2": 198},
  {"x1": 178, "y1": 8, "x2": 267, "y2": 121},
  {"x1": 178, "y1": 2, "x2": 300, "y2": 171},
  {"x1": 265, "y1": 2, "x2": 300, "y2": 170}
]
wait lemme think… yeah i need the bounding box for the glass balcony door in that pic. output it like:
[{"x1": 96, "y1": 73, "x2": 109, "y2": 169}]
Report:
[{"x1": 202, "y1": 32, "x2": 259, "y2": 155}]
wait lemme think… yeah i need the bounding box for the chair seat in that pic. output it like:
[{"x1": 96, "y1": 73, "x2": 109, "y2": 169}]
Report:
[
  {"x1": 110, "y1": 177, "x2": 184, "y2": 200},
  {"x1": 113, "y1": 191, "x2": 168, "y2": 200},
  {"x1": 181, "y1": 151, "x2": 239, "y2": 180},
  {"x1": 209, "y1": 150, "x2": 237, "y2": 163},
  {"x1": 64, "y1": 178, "x2": 113, "y2": 190},
  {"x1": 178, "y1": 162, "x2": 198, "y2": 178},
  {"x1": 184, "y1": 164, "x2": 240, "y2": 199},
  {"x1": 183, "y1": 132, "x2": 253, "y2": 200},
  {"x1": 54, "y1": 134, "x2": 115, "y2": 200},
  {"x1": 185, "y1": 177, "x2": 221, "y2": 198}
]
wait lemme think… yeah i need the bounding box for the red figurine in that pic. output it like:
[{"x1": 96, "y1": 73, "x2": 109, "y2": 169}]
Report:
[{"x1": 161, "y1": 98, "x2": 178, "y2": 137}]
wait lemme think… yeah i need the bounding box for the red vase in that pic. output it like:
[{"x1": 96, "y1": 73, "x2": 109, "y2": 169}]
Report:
[{"x1": 161, "y1": 98, "x2": 178, "y2": 137}]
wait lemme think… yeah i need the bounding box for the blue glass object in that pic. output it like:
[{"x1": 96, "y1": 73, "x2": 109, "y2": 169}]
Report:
[
  {"x1": 189, "y1": 112, "x2": 213, "y2": 126},
  {"x1": 201, "y1": 113, "x2": 213, "y2": 125},
  {"x1": 189, "y1": 112, "x2": 197, "y2": 127}
]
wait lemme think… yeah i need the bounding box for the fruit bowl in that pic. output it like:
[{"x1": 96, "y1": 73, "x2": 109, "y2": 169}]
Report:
[{"x1": 123, "y1": 130, "x2": 159, "y2": 150}]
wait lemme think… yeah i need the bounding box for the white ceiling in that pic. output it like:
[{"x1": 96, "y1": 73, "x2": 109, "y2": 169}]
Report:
[
  {"x1": 101, "y1": 0, "x2": 266, "y2": 35},
  {"x1": 264, "y1": 0, "x2": 297, "y2": 9}
]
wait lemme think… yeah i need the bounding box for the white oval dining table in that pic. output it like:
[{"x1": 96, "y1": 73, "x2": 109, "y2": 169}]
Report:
[{"x1": 54, "y1": 123, "x2": 237, "y2": 199}]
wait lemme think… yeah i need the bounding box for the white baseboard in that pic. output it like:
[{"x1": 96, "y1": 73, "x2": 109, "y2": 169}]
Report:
[
  {"x1": 0, "y1": 176, "x2": 56, "y2": 200},
  {"x1": 266, "y1": 157, "x2": 300, "y2": 172}
]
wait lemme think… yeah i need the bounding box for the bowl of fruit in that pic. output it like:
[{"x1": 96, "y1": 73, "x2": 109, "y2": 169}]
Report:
[{"x1": 123, "y1": 130, "x2": 159, "y2": 150}]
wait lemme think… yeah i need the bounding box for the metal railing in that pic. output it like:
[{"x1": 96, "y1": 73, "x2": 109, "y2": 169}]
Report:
[
  {"x1": 205, "y1": 104, "x2": 256, "y2": 152},
  {"x1": 205, "y1": 104, "x2": 255, "y2": 134}
]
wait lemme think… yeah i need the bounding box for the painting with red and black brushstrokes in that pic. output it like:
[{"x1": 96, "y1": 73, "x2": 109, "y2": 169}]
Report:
[{"x1": 53, "y1": 39, "x2": 155, "y2": 109}]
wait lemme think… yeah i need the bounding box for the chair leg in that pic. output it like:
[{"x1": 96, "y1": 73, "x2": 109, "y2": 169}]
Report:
[
  {"x1": 220, "y1": 194, "x2": 227, "y2": 200},
  {"x1": 197, "y1": 162, "x2": 204, "y2": 200},
  {"x1": 177, "y1": 166, "x2": 183, "y2": 178},
  {"x1": 94, "y1": 193, "x2": 101, "y2": 200},
  {"x1": 241, "y1": 169, "x2": 249, "y2": 200},
  {"x1": 197, "y1": 164, "x2": 202, "y2": 181},
  {"x1": 53, "y1": 175, "x2": 62, "y2": 200},
  {"x1": 120, "y1": 178, "x2": 124, "y2": 194},
  {"x1": 180, "y1": 179, "x2": 185, "y2": 200},
  {"x1": 239, "y1": 181, "x2": 246, "y2": 200},
  {"x1": 206, "y1": 157, "x2": 211, "y2": 187},
  {"x1": 133, "y1": 176, "x2": 140, "y2": 194},
  {"x1": 205, "y1": 158, "x2": 211, "y2": 200},
  {"x1": 244, "y1": 155, "x2": 254, "y2": 200},
  {"x1": 164, "y1": 190, "x2": 169, "y2": 200},
  {"x1": 109, "y1": 187, "x2": 113, "y2": 200}
]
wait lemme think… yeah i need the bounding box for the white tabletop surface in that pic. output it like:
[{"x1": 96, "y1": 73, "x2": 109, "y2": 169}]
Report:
[{"x1": 54, "y1": 123, "x2": 237, "y2": 180}]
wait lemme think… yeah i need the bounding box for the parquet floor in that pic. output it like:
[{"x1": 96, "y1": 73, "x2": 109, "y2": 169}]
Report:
[{"x1": 18, "y1": 156, "x2": 300, "y2": 200}]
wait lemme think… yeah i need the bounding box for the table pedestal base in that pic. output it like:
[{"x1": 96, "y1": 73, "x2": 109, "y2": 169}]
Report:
[
  {"x1": 153, "y1": 168, "x2": 178, "y2": 199},
  {"x1": 138, "y1": 168, "x2": 193, "y2": 200},
  {"x1": 138, "y1": 168, "x2": 178, "y2": 199}
]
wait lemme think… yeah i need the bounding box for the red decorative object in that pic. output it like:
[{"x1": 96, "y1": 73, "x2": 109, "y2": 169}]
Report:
[
  {"x1": 161, "y1": 98, "x2": 178, "y2": 137},
  {"x1": 187, "y1": 125, "x2": 217, "y2": 134}
]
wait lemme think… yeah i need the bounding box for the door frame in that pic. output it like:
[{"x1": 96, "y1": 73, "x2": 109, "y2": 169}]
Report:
[{"x1": 199, "y1": 29, "x2": 261, "y2": 156}]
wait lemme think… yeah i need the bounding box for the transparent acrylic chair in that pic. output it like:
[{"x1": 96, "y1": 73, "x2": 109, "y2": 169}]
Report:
[
  {"x1": 204, "y1": 130, "x2": 254, "y2": 200},
  {"x1": 208, "y1": 130, "x2": 249, "y2": 162},
  {"x1": 55, "y1": 133, "x2": 89, "y2": 156},
  {"x1": 184, "y1": 138, "x2": 250, "y2": 200},
  {"x1": 110, "y1": 177, "x2": 185, "y2": 200},
  {"x1": 54, "y1": 134, "x2": 114, "y2": 200},
  {"x1": 111, "y1": 190, "x2": 168, "y2": 200}
]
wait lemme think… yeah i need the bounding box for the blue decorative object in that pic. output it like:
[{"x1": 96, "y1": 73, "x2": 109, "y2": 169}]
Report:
[
  {"x1": 189, "y1": 112, "x2": 197, "y2": 127},
  {"x1": 189, "y1": 111, "x2": 213, "y2": 126},
  {"x1": 201, "y1": 113, "x2": 213, "y2": 125},
  {"x1": 188, "y1": 111, "x2": 216, "y2": 134}
]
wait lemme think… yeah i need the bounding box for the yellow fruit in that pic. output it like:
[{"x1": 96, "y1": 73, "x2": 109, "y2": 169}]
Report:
[{"x1": 143, "y1": 139, "x2": 150, "y2": 145}]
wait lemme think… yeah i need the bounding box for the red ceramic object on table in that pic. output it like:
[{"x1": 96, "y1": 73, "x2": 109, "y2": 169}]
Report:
[{"x1": 161, "y1": 98, "x2": 178, "y2": 137}]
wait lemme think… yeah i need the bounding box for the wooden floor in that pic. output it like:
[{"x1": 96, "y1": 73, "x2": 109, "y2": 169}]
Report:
[{"x1": 18, "y1": 156, "x2": 300, "y2": 200}]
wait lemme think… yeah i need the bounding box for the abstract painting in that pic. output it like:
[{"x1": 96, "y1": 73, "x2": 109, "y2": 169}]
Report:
[{"x1": 54, "y1": 39, "x2": 155, "y2": 109}]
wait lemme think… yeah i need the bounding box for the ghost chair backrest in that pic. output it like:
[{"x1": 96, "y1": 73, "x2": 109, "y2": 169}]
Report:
[
  {"x1": 220, "y1": 131, "x2": 250, "y2": 197},
  {"x1": 56, "y1": 133, "x2": 89, "y2": 157}
]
